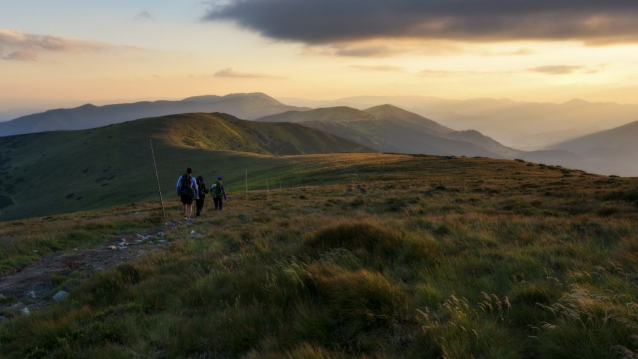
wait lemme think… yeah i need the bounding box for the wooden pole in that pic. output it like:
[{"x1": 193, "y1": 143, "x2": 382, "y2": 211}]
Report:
[
  {"x1": 245, "y1": 169, "x2": 248, "y2": 201},
  {"x1": 266, "y1": 180, "x2": 270, "y2": 201},
  {"x1": 149, "y1": 139, "x2": 166, "y2": 218}
]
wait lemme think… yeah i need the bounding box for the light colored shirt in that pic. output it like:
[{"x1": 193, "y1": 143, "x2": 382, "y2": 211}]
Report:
[{"x1": 176, "y1": 175, "x2": 199, "y2": 198}]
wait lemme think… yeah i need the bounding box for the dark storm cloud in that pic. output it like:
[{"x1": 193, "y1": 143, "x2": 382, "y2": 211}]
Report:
[{"x1": 204, "y1": 0, "x2": 638, "y2": 44}]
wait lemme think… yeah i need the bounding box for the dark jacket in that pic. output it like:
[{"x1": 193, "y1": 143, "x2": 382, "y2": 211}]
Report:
[{"x1": 196, "y1": 176, "x2": 209, "y2": 198}]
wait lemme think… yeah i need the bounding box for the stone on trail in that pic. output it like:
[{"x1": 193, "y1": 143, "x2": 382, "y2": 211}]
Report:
[
  {"x1": 52, "y1": 291, "x2": 69, "y2": 302},
  {"x1": 108, "y1": 245, "x2": 117, "y2": 250},
  {"x1": 20, "y1": 307, "x2": 30, "y2": 315},
  {"x1": 26, "y1": 291, "x2": 36, "y2": 299},
  {"x1": 0, "y1": 294, "x2": 6, "y2": 301},
  {"x1": 190, "y1": 230, "x2": 196, "y2": 236}
]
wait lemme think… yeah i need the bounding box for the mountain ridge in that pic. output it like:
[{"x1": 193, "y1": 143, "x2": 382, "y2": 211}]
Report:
[
  {"x1": 256, "y1": 105, "x2": 520, "y2": 159},
  {"x1": 0, "y1": 93, "x2": 309, "y2": 137},
  {"x1": 0, "y1": 112, "x2": 370, "y2": 219}
]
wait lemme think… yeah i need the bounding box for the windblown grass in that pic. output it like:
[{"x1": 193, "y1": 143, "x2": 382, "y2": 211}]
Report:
[{"x1": 1, "y1": 154, "x2": 637, "y2": 358}]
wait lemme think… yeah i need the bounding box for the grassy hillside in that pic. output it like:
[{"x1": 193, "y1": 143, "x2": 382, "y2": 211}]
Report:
[
  {"x1": 1, "y1": 153, "x2": 637, "y2": 358},
  {"x1": 256, "y1": 105, "x2": 520, "y2": 158},
  {"x1": 0, "y1": 113, "x2": 370, "y2": 220}
]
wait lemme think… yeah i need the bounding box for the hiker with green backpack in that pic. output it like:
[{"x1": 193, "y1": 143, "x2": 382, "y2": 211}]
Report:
[
  {"x1": 176, "y1": 168, "x2": 199, "y2": 220},
  {"x1": 211, "y1": 176, "x2": 227, "y2": 211}
]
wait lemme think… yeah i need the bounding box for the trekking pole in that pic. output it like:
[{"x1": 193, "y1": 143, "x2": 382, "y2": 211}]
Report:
[{"x1": 149, "y1": 139, "x2": 166, "y2": 218}]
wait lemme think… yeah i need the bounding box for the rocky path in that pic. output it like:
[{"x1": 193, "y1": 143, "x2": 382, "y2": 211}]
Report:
[{"x1": 0, "y1": 219, "x2": 185, "y2": 319}]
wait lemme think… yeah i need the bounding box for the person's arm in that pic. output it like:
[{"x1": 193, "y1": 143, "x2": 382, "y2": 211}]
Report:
[
  {"x1": 222, "y1": 184, "x2": 227, "y2": 200},
  {"x1": 191, "y1": 178, "x2": 199, "y2": 199},
  {"x1": 176, "y1": 176, "x2": 182, "y2": 195}
]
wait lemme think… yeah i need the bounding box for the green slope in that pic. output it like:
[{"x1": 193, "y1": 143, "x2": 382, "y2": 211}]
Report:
[
  {"x1": 0, "y1": 113, "x2": 371, "y2": 220},
  {"x1": 256, "y1": 106, "x2": 514, "y2": 158}
]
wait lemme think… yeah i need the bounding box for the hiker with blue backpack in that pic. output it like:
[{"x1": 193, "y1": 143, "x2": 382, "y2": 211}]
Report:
[
  {"x1": 176, "y1": 168, "x2": 199, "y2": 220},
  {"x1": 211, "y1": 176, "x2": 227, "y2": 211}
]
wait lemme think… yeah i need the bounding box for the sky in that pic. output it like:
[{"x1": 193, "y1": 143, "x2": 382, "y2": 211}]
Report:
[{"x1": 1, "y1": 0, "x2": 638, "y2": 112}]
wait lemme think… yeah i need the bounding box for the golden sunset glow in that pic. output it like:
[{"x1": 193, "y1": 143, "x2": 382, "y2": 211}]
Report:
[{"x1": 2, "y1": 1, "x2": 638, "y2": 112}]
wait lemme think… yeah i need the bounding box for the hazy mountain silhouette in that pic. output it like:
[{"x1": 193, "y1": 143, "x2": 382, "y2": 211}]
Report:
[
  {"x1": 257, "y1": 105, "x2": 519, "y2": 158},
  {"x1": 0, "y1": 93, "x2": 308, "y2": 137},
  {"x1": 281, "y1": 96, "x2": 638, "y2": 150},
  {"x1": 550, "y1": 120, "x2": 638, "y2": 176}
]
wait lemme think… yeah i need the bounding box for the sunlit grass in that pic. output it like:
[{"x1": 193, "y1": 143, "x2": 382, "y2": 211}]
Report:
[{"x1": 1, "y1": 155, "x2": 637, "y2": 358}]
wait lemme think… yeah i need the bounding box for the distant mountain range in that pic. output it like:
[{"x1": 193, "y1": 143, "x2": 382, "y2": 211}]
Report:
[
  {"x1": 549, "y1": 120, "x2": 638, "y2": 176},
  {"x1": 258, "y1": 103, "x2": 638, "y2": 176},
  {"x1": 0, "y1": 93, "x2": 307, "y2": 137},
  {"x1": 280, "y1": 96, "x2": 638, "y2": 150},
  {"x1": 2, "y1": 92, "x2": 637, "y2": 176},
  {"x1": 0, "y1": 112, "x2": 368, "y2": 219},
  {"x1": 256, "y1": 105, "x2": 519, "y2": 159}
]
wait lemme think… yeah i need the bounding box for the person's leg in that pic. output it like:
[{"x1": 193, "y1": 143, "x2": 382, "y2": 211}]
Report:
[
  {"x1": 182, "y1": 203, "x2": 187, "y2": 218},
  {"x1": 214, "y1": 197, "x2": 220, "y2": 210},
  {"x1": 195, "y1": 199, "x2": 202, "y2": 217},
  {"x1": 219, "y1": 198, "x2": 223, "y2": 211}
]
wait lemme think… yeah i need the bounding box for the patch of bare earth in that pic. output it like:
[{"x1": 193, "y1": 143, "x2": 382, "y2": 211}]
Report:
[{"x1": 0, "y1": 219, "x2": 184, "y2": 315}]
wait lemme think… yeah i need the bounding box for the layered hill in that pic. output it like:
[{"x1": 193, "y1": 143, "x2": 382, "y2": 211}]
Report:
[
  {"x1": 282, "y1": 95, "x2": 638, "y2": 150},
  {"x1": 0, "y1": 112, "x2": 370, "y2": 220},
  {"x1": 257, "y1": 104, "x2": 520, "y2": 158},
  {"x1": 0, "y1": 93, "x2": 308, "y2": 137},
  {"x1": 550, "y1": 120, "x2": 638, "y2": 176}
]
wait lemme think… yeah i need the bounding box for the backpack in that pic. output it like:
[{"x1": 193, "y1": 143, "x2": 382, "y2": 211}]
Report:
[
  {"x1": 212, "y1": 180, "x2": 223, "y2": 198},
  {"x1": 198, "y1": 180, "x2": 207, "y2": 197},
  {"x1": 179, "y1": 174, "x2": 193, "y2": 196}
]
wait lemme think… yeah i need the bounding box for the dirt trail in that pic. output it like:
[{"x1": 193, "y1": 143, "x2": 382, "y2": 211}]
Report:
[{"x1": 0, "y1": 219, "x2": 185, "y2": 315}]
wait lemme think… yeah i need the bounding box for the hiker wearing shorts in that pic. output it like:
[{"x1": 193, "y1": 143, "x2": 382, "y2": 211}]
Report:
[
  {"x1": 211, "y1": 176, "x2": 227, "y2": 211},
  {"x1": 176, "y1": 168, "x2": 199, "y2": 220}
]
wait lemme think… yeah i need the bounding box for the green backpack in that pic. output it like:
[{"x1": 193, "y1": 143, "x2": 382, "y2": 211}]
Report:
[{"x1": 212, "y1": 180, "x2": 223, "y2": 198}]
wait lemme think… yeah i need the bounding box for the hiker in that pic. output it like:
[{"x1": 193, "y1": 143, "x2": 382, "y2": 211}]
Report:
[
  {"x1": 211, "y1": 176, "x2": 227, "y2": 211},
  {"x1": 195, "y1": 175, "x2": 209, "y2": 218},
  {"x1": 176, "y1": 168, "x2": 199, "y2": 220}
]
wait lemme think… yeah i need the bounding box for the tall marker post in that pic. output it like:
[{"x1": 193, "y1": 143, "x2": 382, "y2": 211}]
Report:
[
  {"x1": 266, "y1": 180, "x2": 270, "y2": 201},
  {"x1": 245, "y1": 169, "x2": 248, "y2": 201},
  {"x1": 150, "y1": 139, "x2": 166, "y2": 218}
]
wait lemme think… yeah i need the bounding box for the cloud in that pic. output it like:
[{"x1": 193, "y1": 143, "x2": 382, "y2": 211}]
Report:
[
  {"x1": 350, "y1": 65, "x2": 404, "y2": 72},
  {"x1": 4, "y1": 49, "x2": 38, "y2": 61},
  {"x1": 135, "y1": 11, "x2": 154, "y2": 21},
  {"x1": 302, "y1": 44, "x2": 400, "y2": 57},
  {"x1": 0, "y1": 28, "x2": 138, "y2": 61},
  {"x1": 302, "y1": 40, "x2": 463, "y2": 57},
  {"x1": 214, "y1": 68, "x2": 284, "y2": 79},
  {"x1": 204, "y1": 0, "x2": 638, "y2": 45},
  {"x1": 528, "y1": 65, "x2": 584, "y2": 75},
  {"x1": 419, "y1": 69, "x2": 507, "y2": 77},
  {"x1": 483, "y1": 48, "x2": 535, "y2": 56}
]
